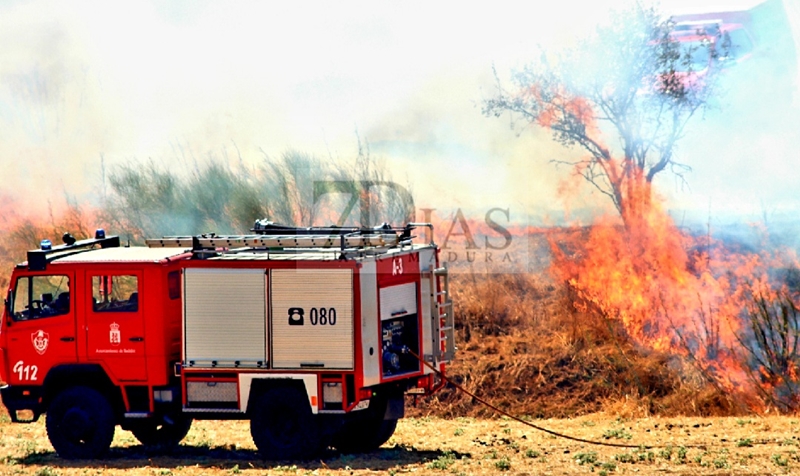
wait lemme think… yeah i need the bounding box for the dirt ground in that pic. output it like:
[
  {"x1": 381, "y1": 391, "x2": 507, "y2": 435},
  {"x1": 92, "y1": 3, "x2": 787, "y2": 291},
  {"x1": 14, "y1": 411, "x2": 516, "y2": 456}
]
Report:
[{"x1": 2, "y1": 413, "x2": 800, "y2": 475}]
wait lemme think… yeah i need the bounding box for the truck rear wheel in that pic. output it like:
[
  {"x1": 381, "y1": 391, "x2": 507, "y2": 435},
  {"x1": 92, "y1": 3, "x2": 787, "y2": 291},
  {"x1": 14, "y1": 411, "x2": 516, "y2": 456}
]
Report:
[
  {"x1": 249, "y1": 387, "x2": 321, "y2": 459},
  {"x1": 129, "y1": 415, "x2": 192, "y2": 447},
  {"x1": 45, "y1": 386, "x2": 116, "y2": 459},
  {"x1": 332, "y1": 396, "x2": 398, "y2": 453}
]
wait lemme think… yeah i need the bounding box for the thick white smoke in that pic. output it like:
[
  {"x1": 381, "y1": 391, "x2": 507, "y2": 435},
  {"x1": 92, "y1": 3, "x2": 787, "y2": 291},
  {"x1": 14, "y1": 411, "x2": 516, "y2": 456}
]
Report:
[{"x1": 0, "y1": 0, "x2": 796, "y2": 238}]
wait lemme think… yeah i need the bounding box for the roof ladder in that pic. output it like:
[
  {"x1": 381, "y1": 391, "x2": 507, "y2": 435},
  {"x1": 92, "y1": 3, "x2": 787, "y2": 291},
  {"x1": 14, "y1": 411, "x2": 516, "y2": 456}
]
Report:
[{"x1": 145, "y1": 221, "x2": 429, "y2": 253}]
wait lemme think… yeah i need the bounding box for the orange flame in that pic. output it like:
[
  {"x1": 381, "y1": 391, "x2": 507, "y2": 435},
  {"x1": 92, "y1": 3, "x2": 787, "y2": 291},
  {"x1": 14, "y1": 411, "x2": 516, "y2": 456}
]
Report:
[{"x1": 550, "y1": 177, "x2": 800, "y2": 412}]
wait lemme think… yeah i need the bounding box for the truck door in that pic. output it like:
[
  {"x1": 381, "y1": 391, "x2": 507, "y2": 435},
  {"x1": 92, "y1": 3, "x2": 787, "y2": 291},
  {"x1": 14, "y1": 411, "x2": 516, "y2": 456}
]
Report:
[
  {"x1": 5, "y1": 273, "x2": 77, "y2": 386},
  {"x1": 85, "y1": 272, "x2": 147, "y2": 381}
]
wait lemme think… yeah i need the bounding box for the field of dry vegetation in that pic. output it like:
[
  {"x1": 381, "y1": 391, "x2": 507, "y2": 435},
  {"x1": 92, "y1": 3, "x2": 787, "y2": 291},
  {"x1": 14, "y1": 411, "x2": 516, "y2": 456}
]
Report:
[{"x1": 424, "y1": 238, "x2": 741, "y2": 421}]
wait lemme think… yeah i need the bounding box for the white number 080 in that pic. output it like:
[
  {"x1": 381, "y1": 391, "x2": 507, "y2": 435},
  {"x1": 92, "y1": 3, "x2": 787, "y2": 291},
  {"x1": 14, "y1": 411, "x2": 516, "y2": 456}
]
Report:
[{"x1": 13, "y1": 361, "x2": 38, "y2": 381}]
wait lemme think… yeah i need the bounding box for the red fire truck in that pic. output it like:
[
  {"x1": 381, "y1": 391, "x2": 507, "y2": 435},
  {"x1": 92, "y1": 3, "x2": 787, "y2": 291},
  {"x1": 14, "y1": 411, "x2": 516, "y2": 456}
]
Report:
[{"x1": 0, "y1": 221, "x2": 454, "y2": 459}]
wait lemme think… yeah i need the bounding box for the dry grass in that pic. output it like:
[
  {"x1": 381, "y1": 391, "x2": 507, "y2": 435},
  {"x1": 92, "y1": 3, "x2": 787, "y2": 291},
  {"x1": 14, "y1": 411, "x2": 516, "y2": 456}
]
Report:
[
  {"x1": 2, "y1": 412, "x2": 800, "y2": 475},
  {"x1": 412, "y1": 268, "x2": 739, "y2": 420}
]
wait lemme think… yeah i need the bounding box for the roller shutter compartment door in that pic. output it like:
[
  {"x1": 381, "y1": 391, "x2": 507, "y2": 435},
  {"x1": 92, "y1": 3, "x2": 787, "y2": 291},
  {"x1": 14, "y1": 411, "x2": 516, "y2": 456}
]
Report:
[
  {"x1": 184, "y1": 268, "x2": 267, "y2": 367},
  {"x1": 379, "y1": 282, "x2": 417, "y2": 320},
  {"x1": 271, "y1": 269, "x2": 353, "y2": 369}
]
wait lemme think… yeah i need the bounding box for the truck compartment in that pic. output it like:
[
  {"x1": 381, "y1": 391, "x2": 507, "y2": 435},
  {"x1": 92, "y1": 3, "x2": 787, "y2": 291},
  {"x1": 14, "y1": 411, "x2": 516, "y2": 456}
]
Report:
[
  {"x1": 271, "y1": 269, "x2": 354, "y2": 370},
  {"x1": 183, "y1": 268, "x2": 267, "y2": 368}
]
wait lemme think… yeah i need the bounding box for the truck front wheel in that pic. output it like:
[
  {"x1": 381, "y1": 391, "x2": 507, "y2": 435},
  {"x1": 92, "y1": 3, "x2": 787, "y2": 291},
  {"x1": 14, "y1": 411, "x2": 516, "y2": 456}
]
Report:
[
  {"x1": 249, "y1": 387, "x2": 321, "y2": 459},
  {"x1": 45, "y1": 386, "x2": 116, "y2": 459}
]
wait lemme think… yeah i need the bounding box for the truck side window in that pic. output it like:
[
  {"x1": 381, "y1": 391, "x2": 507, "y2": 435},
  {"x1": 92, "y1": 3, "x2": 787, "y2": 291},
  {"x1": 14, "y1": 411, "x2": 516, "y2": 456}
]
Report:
[
  {"x1": 12, "y1": 275, "x2": 71, "y2": 320},
  {"x1": 92, "y1": 275, "x2": 138, "y2": 312}
]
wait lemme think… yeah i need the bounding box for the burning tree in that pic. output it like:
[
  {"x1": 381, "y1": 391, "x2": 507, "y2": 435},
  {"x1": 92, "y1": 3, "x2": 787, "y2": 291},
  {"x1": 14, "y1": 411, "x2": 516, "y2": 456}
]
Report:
[
  {"x1": 484, "y1": 4, "x2": 800, "y2": 412},
  {"x1": 483, "y1": 5, "x2": 720, "y2": 226}
]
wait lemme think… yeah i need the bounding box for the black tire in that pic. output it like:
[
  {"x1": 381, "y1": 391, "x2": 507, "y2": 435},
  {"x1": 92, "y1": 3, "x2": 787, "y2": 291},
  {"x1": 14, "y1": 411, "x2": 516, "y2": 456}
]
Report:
[
  {"x1": 249, "y1": 387, "x2": 321, "y2": 460},
  {"x1": 374, "y1": 418, "x2": 398, "y2": 447},
  {"x1": 332, "y1": 397, "x2": 398, "y2": 453},
  {"x1": 46, "y1": 386, "x2": 116, "y2": 459},
  {"x1": 129, "y1": 415, "x2": 192, "y2": 447}
]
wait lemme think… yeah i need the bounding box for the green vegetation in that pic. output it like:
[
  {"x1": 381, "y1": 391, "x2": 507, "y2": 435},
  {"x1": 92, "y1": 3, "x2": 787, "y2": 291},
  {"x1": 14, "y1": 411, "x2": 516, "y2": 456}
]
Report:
[
  {"x1": 574, "y1": 452, "x2": 598, "y2": 465},
  {"x1": 737, "y1": 437, "x2": 754, "y2": 447},
  {"x1": 772, "y1": 453, "x2": 790, "y2": 467},
  {"x1": 601, "y1": 461, "x2": 617, "y2": 471},
  {"x1": 494, "y1": 457, "x2": 511, "y2": 471},
  {"x1": 33, "y1": 468, "x2": 58, "y2": 476},
  {"x1": 603, "y1": 427, "x2": 632, "y2": 440},
  {"x1": 658, "y1": 445, "x2": 673, "y2": 460},
  {"x1": 101, "y1": 146, "x2": 412, "y2": 243},
  {"x1": 677, "y1": 446, "x2": 688, "y2": 463},
  {"x1": 427, "y1": 451, "x2": 456, "y2": 470}
]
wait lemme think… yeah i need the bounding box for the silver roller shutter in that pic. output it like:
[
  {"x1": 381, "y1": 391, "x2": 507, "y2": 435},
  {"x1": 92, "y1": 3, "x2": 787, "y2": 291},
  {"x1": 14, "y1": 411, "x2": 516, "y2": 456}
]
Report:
[
  {"x1": 271, "y1": 268, "x2": 353, "y2": 369},
  {"x1": 184, "y1": 268, "x2": 267, "y2": 367},
  {"x1": 379, "y1": 282, "x2": 418, "y2": 320}
]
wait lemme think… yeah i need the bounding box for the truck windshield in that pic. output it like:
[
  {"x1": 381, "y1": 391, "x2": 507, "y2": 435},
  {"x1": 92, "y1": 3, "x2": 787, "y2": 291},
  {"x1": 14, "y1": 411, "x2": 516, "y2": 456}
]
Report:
[{"x1": 12, "y1": 275, "x2": 70, "y2": 320}]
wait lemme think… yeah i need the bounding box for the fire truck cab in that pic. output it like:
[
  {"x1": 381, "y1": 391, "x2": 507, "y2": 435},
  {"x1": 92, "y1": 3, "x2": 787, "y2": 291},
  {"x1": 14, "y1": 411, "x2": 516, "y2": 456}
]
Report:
[{"x1": 0, "y1": 222, "x2": 454, "y2": 459}]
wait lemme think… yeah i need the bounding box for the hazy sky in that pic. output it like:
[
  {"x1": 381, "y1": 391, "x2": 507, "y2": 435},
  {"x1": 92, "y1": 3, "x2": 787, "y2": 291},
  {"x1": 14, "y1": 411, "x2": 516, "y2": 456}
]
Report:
[{"x1": 0, "y1": 0, "x2": 797, "y2": 228}]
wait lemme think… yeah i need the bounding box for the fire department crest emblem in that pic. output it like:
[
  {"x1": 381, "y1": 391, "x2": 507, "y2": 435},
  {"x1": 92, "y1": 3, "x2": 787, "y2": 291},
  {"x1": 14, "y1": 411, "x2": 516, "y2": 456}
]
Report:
[
  {"x1": 31, "y1": 330, "x2": 49, "y2": 355},
  {"x1": 109, "y1": 322, "x2": 121, "y2": 346}
]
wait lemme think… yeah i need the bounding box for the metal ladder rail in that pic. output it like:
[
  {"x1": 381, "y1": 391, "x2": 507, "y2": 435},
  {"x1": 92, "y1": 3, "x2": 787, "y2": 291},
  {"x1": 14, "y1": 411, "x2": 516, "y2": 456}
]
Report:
[
  {"x1": 145, "y1": 234, "x2": 401, "y2": 249},
  {"x1": 433, "y1": 266, "x2": 455, "y2": 362}
]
